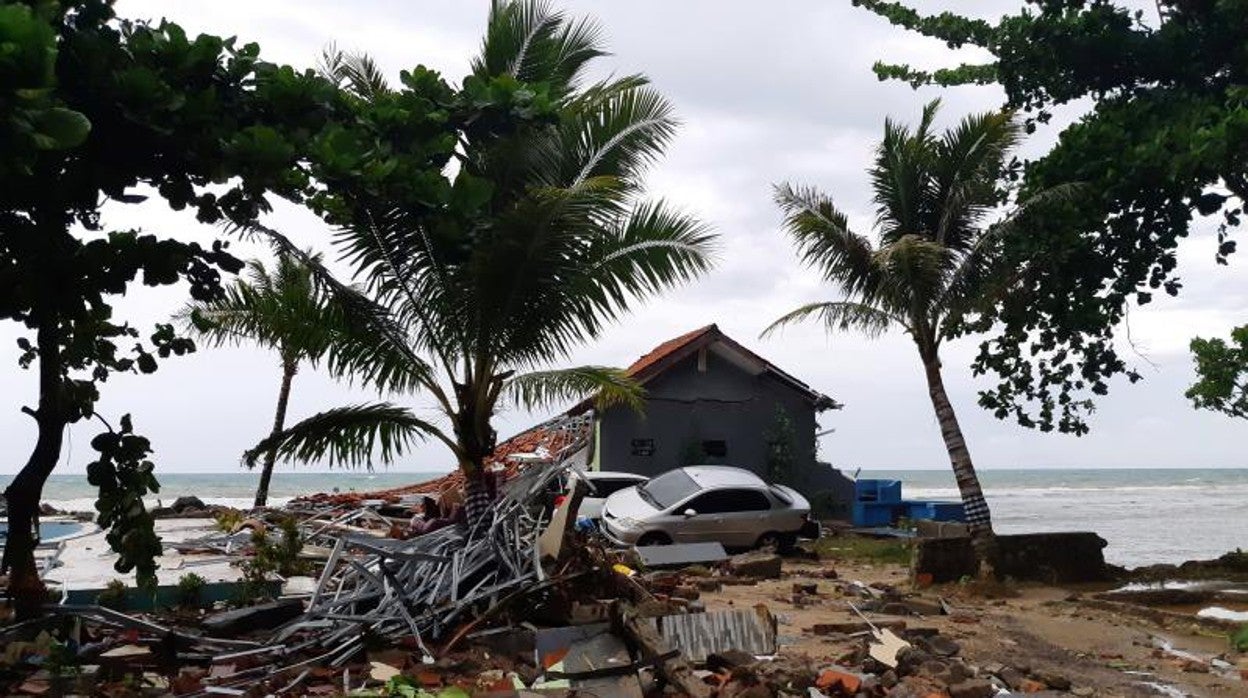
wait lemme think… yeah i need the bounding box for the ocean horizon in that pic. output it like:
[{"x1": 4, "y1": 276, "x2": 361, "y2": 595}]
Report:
[{"x1": 4, "y1": 467, "x2": 1245, "y2": 568}]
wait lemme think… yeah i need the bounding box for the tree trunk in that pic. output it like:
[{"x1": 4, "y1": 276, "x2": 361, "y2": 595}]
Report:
[
  {"x1": 920, "y1": 351, "x2": 998, "y2": 578},
  {"x1": 2, "y1": 324, "x2": 67, "y2": 618},
  {"x1": 254, "y1": 359, "x2": 297, "y2": 508}
]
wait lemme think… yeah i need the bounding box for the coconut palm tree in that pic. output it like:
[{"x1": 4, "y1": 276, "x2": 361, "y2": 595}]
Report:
[
  {"x1": 765, "y1": 101, "x2": 1070, "y2": 575},
  {"x1": 240, "y1": 0, "x2": 715, "y2": 526},
  {"x1": 182, "y1": 251, "x2": 348, "y2": 507}
]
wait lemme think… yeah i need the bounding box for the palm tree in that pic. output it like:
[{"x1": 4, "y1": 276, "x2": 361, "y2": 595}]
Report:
[
  {"x1": 765, "y1": 101, "x2": 1068, "y2": 575},
  {"x1": 182, "y1": 251, "x2": 342, "y2": 507},
  {"x1": 241, "y1": 0, "x2": 715, "y2": 525}
]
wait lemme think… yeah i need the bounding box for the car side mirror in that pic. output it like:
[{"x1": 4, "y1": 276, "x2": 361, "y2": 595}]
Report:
[{"x1": 683, "y1": 508, "x2": 697, "y2": 518}]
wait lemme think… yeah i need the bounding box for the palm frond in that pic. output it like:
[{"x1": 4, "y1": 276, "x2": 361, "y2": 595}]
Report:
[
  {"x1": 478, "y1": 199, "x2": 715, "y2": 368},
  {"x1": 872, "y1": 108, "x2": 936, "y2": 243},
  {"x1": 938, "y1": 181, "x2": 1087, "y2": 315},
  {"x1": 243, "y1": 403, "x2": 451, "y2": 469},
  {"x1": 871, "y1": 235, "x2": 950, "y2": 317},
  {"x1": 931, "y1": 109, "x2": 1022, "y2": 250},
  {"x1": 762, "y1": 301, "x2": 906, "y2": 339},
  {"x1": 230, "y1": 222, "x2": 446, "y2": 406},
  {"x1": 504, "y1": 366, "x2": 644, "y2": 412},
  {"x1": 179, "y1": 250, "x2": 330, "y2": 358},
  {"x1": 773, "y1": 182, "x2": 881, "y2": 300},
  {"x1": 472, "y1": 0, "x2": 605, "y2": 96},
  {"x1": 561, "y1": 83, "x2": 677, "y2": 188},
  {"x1": 319, "y1": 43, "x2": 390, "y2": 99}
]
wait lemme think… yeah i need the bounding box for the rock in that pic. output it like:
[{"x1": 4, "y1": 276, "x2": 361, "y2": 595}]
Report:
[
  {"x1": 998, "y1": 666, "x2": 1026, "y2": 690},
  {"x1": 880, "y1": 670, "x2": 898, "y2": 688},
  {"x1": 696, "y1": 579, "x2": 723, "y2": 592},
  {"x1": 1071, "y1": 688, "x2": 1095, "y2": 697},
  {"x1": 903, "y1": 599, "x2": 945, "y2": 616},
  {"x1": 948, "y1": 678, "x2": 996, "y2": 698},
  {"x1": 706, "y1": 650, "x2": 759, "y2": 672},
  {"x1": 887, "y1": 676, "x2": 949, "y2": 698},
  {"x1": 917, "y1": 659, "x2": 949, "y2": 677},
  {"x1": 670, "y1": 585, "x2": 701, "y2": 600},
  {"x1": 918, "y1": 634, "x2": 961, "y2": 657},
  {"x1": 793, "y1": 582, "x2": 819, "y2": 595},
  {"x1": 728, "y1": 551, "x2": 782, "y2": 579},
  {"x1": 880, "y1": 602, "x2": 913, "y2": 616},
  {"x1": 894, "y1": 647, "x2": 934, "y2": 677},
  {"x1": 1032, "y1": 670, "x2": 1070, "y2": 690},
  {"x1": 171, "y1": 495, "x2": 206, "y2": 513},
  {"x1": 942, "y1": 661, "x2": 973, "y2": 684},
  {"x1": 1019, "y1": 678, "x2": 1048, "y2": 692},
  {"x1": 720, "y1": 678, "x2": 773, "y2": 698},
  {"x1": 981, "y1": 661, "x2": 1005, "y2": 676}
]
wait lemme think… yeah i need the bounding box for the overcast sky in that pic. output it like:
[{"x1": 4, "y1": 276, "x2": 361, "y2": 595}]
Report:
[{"x1": 2, "y1": 1, "x2": 1245, "y2": 475}]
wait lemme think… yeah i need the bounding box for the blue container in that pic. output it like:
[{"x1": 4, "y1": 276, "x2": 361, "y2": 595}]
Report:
[
  {"x1": 854, "y1": 479, "x2": 902, "y2": 503},
  {"x1": 902, "y1": 500, "x2": 966, "y2": 523},
  {"x1": 852, "y1": 502, "x2": 899, "y2": 527}
]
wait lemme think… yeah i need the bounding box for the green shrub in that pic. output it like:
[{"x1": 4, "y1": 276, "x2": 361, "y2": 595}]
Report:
[
  {"x1": 1232, "y1": 625, "x2": 1248, "y2": 652},
  {"x1": 175, "y1": 572, "x2": 206, "y2": 608},
  {"x1": 214, "y1": 508, "x2": 244, "y2": 533},
  {"x1": 96, "y1": 579, "x2": 128, "y2": 610}
]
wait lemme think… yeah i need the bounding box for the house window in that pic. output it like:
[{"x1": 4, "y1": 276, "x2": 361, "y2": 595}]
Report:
[
  {"x1": 631, "y1": 438, "x2": 655, "y2": 456},
  {"x1": 701, "y1": 440, "x2": 727, "y2": 458}
]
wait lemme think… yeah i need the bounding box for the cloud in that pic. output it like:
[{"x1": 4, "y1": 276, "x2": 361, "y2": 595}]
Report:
[{"x1": 1, "y1": 0, "x2": 1245, "y2": 479}]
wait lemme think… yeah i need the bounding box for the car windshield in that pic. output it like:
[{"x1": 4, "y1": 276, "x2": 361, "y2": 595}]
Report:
[{"x1": 639, "y1": 469, "x2": 701, "y2": 509}]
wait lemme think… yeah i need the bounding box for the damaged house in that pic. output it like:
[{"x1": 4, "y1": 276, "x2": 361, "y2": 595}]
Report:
[
  {"x1": 367, "y1": 325, "x2": 854, "y2": 516},
  {"x1": 575, "y1": 324, "x2": 852, "y2": 513}
]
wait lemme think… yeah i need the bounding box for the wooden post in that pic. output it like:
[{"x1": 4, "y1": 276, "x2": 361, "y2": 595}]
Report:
[{"x1": 614, "y1": 601, "x2": 711, "y2": 698}]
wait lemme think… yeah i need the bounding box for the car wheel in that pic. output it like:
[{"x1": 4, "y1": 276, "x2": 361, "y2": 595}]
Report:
[
  {"x1": 756, "y1": 531, "x2": 795, "y2": 553},
  {"x1": 636, "y1": 532, "x2": 671, "y2": 547}
]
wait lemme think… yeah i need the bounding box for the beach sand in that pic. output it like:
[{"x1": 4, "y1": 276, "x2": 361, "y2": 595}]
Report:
[{"x1": 702, "y1": 556, "x2": 1246, "y2": 697}]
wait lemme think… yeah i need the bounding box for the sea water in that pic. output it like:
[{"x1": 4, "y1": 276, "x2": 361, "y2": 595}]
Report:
[
  {"x1": 0, "y1": 471, "x2": 448, "y2": 514},
  {"x1": 3, "y1": 468, "x2": 1245, "y2": 568},
  {"x1": 863, "y1": 468, "x2": 1248, "y2": 567}
]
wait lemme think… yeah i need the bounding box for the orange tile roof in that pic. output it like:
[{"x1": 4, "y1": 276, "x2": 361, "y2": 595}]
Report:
[
  {"x1": 294, "y1": 422, "x2": 574, "y2": 506},
  {"x1": 624, "y1": 324, "x2": 717, "y2": 378}
]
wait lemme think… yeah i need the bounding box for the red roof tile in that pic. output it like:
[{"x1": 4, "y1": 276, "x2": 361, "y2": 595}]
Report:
[
  {"x1": 624, "y1": 324, "x2": 717, "y2": 378},
  {"x1": 294, "y1": 422, "x2": 578, "y2": 506}
]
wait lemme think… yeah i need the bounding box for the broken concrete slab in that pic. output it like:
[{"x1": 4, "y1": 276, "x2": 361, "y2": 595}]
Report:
[
  {"x1": 635, "y1": 542, "x2": 728, "y2": 569},
  {"x1": 726, "y1": 551, "x2": 782, "y2": 579}
]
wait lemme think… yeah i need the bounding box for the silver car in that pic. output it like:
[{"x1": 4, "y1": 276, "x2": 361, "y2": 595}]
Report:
[
  {"x1": 562, "y1": 471, "x2": 650, "y2": 520},
  {"x1": 600, "y1": 465, "x2": 810, "y2": 550}
]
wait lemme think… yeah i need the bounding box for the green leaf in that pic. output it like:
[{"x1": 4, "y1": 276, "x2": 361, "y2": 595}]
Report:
[{"x1": 34, "y1": 107, "x2": 91, "y2": 149}]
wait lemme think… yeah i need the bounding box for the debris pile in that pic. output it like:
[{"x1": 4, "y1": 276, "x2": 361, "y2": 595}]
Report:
[{"x1": 4, "y1": 414, "x2": 1244, "y2": 695}]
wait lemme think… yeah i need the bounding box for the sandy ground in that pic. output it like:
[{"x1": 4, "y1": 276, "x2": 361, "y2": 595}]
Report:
[{"x1": 700, "y1": 557, "x2": 1247, "y2": 697}]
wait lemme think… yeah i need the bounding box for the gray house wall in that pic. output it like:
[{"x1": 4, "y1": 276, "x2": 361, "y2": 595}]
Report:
[{"x1": 596, "y1": 349, "x2": 851, "y2": 506}]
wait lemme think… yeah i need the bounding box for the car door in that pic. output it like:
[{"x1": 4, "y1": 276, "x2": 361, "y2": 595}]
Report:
[
  {"x1": 670, "y1": 490, "x2": 734, "y2": 543},
  {"x1": 716, "y1": 489, "x2": 773, "y2": 548},
  {"x1": 673, "y1": 488, "x2": 770, "y2": 546}
]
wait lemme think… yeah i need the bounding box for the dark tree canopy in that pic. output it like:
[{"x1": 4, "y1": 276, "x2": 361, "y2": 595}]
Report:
[
  {"x1": 1187, "y1": 324, "x2": 1248, "y2": 421},
  {"x1": 853, "y1": 0, "x2": 1247, "y2": 434},
  {"x1": 0, "y1": 0, "x2": 342, "y2": 597}
]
